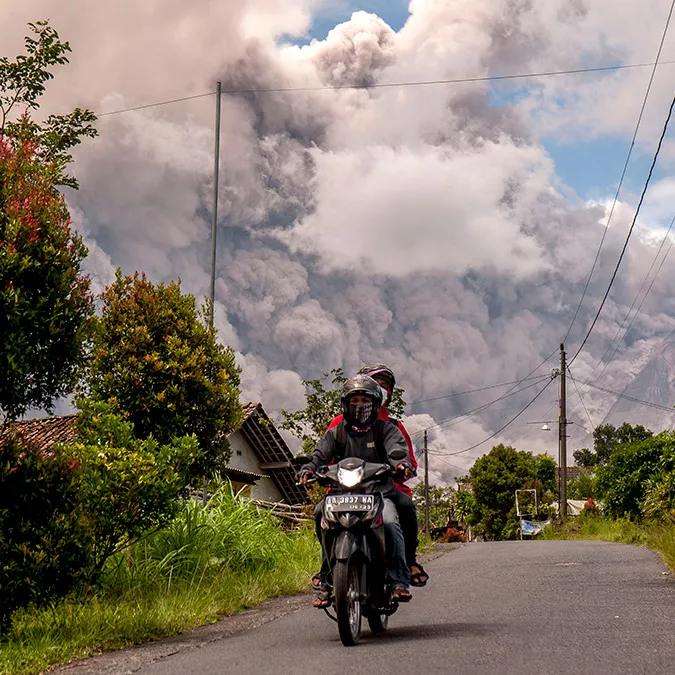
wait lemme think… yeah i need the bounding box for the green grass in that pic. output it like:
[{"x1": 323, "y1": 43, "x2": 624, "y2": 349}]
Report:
[
  {"x1": 0, "y1": 487, "x2": 320, "y2": 675},
  {"x1": 543, "y1": 516, "x2": 675, "y2": 572}
]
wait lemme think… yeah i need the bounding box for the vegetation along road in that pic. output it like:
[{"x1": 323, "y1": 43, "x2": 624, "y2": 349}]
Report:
[{"x1": 56, "y1": 540, "x2": 675, "y2": 675}]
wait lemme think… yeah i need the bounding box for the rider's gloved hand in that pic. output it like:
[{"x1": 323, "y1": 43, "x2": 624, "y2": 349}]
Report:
[
  {"x1": 395, "y1": 464, "x2": 414, "y2": 480},
  {"x1": 297, "y1": 468, "x2": 315, "y2": 486}
]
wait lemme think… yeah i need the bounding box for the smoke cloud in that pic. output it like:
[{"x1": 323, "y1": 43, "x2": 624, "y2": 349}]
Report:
[{"x1": 4, "y1": 1, "x2": 675, "y2": 483}]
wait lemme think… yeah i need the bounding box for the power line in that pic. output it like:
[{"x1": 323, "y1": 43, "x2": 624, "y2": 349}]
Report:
[
  {"x1": 410, "y1": 375, "x2": 551, "y2": 439},
  {"x1": 588, "y1": 215, "x2": 675, "y2": 381},
  {"x1": 407, "y1": 375, "x2": 548, "y2": 406},
  {"x1": 568, "y1": 88, "x2": 675, "y2": 366},
  {"x1": 440, "y1": 378, "x2": 557, "y2": 457},
  {"x1": 561, "y1": 0, "x2": 675, "y2": 347},
  {"x1": 568, "y1": 367, "x2": 595, "y2": 431},
  {"x1": 95, "y1": 59, "x2": 675, "y2": 117},
  {"x1": 98, "y1": 91, "x2": 216, "y2": 117},
  {"x1": 571, "y1": 376, "x2": 675, "y2": 413}
]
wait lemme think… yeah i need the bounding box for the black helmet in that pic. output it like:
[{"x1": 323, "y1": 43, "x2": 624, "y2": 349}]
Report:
[
  {"x1": 357, "y1": 363, "x2": 396, "y2": 401},
  {"x1": 341, "y1": 374, "x2": 383, "y2": 431}
]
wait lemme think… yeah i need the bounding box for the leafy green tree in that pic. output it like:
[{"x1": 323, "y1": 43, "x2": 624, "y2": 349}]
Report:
[
  {"x1": 1, "y1": 20, "x2": 97, "y2": 188},
  {"x1": 573, "y1": 423, "x2": 654, "y2": 467},
  {"x1": 592, "y1": 422, "x2": 653, "y2": 466},
  {"x1": 595, "y1": 433, "x2": 674, "y2": 519},
  {"x1": 71, "y1": 400, "x2": 202, "y2": 576},
  {"x1": 467, "y1": 445, "x2": 554, "y2": 540},
  {"x1": 280, "y1": 367, "x2": 407, "y2": 452},
  {"x1": 573, "y1": 447, "x2": 597, "y2": 468},
  {"x1": 0, "y1": 137, "x2": 93, "y2": 426},
  {"x1": 84, "y1": 270, "x2": 242, "y2": 478},
  {"x1": 411, "y1": 482, "x2": 456, "y2": 529}
]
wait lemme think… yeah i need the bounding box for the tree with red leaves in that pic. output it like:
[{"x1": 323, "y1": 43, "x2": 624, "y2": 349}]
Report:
[{"x1": 0, "y1": 137, "x2": 93, "y2": 425}]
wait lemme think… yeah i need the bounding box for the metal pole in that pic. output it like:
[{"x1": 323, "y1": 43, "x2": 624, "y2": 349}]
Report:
[
  {"x1": 559, "y1": 343, "x2": 568, "y2": 522},
  {"x1": 204, "y1": 81, "x2": 222, "y2": 507},
  {"x1": 208, "y1": 80, "x2": 222, "y2": 330},
  {"x1": 424, "y1": 430, "x2": 430, "y2": 537}
]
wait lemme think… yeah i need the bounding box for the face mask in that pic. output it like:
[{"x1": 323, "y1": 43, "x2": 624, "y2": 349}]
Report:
[
  {"x1": 350, "y1": 400, "x2": 373, "y2": 425},
  {"x1": 379, "y1": 386, "x2": 388, "y2": 404}
]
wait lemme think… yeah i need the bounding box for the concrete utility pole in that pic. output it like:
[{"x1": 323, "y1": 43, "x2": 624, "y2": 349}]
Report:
[
  {"x1": 424, "y1": 430, "x2": 430, "y2": 538},
  {"x1": 208, "y1": 80, "x2": 222, "y2": 330},
  {"x1": 204, "y1": 81, "x2": 222, "y2": 507},
  {"x1": 559, "y1": 343, "x2": 568, "y2": 522}
]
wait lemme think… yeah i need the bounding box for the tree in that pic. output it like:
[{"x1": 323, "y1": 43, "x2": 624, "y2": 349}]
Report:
[
  {"x1": 573, "y1": 447, "x2": 597, "y2": 468},
  {"x1": 84, "y1": 270, "x2": 243, "y2": 478},
  {"x1": 280, "y1": 367, "x2": 407, "y2": 452},
  {"x1": 0, "y1": 20, "x2": 97, "y2": 188},
  {"x1": 573, "y1": 423, "x2": 654, "y2": 467},
  {"x1": 0, "y1": 137, "x2": 93, "y2": 426},
  {"x1": 593, "y1": 422, "x2": 653, "y2": 465},
  {"x1": 595, "y1": 433, "x2": 674, "y2": 519},
  {"x1": 411, "y1": 482, "x2": 456, "y2": 529},
  {"x1": 467, "y1": 445, "x2": 555, "y2": 540}
]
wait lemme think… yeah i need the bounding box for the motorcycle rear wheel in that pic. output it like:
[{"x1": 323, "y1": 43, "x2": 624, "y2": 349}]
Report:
[{"x1": 334, "y1": 559, "x2": 362, "y2": 646}]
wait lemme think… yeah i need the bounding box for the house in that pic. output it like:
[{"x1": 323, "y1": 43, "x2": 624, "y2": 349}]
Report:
[
  {"x1": 224, "y1": 402, "x2": 307, "y2": 504},
  {"x1": 1, "y1": 402, "x2": 307, "y2": 505}
]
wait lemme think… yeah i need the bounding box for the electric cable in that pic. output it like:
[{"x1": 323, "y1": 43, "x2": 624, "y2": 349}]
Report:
[
  {"x1": 440, "y1": 377, "x2": 557, "y2": 457},
  {"x1": 407, "y1": 374, "x2": 548, "y2": 406},
  {"x1": 568, "y1": 88, "x2": 675, "y2": 366},
  {"x1": 410, "y1": 375, "x2": 551, "y2": 439},
  {"x1": 568, "y1": 367, "x2": 595, "y2": 431},
  {"x1": 570, "y1": 376, "x2": 675, "y2": 412},
  {"x1": 561, "y1": 0, "x2": 675, "y2": 346},
  {"x1": 96, "y1": 59, "x2": 675, "y2": 117}
]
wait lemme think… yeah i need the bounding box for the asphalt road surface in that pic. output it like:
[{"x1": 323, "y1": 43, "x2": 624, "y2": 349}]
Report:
[{"x1": 57, "y1": 540, "x2": 675, "y2": 675}]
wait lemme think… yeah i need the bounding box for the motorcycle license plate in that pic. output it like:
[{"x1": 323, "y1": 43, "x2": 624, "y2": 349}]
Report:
[{"x1": 325, "y1": 494, "x2": 375, "y2": 512}]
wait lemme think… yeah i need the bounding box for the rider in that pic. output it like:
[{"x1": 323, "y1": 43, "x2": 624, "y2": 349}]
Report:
[
  {"x1": 298, "y1": 374, "x2": 413, "y2": 607},
  {"x1": 327, "y1": 364, "x2": 429, "y2": 588}
]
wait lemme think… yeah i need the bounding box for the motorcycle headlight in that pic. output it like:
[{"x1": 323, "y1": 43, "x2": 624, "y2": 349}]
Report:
[{"x1": 337, "y1": 465, "x2": 364, "y2": 488}]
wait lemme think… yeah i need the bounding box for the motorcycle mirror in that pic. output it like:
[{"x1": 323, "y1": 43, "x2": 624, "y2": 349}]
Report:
[
  {"x1": 388, "y1": 448, "x2": 408, "y2": 461},
  {"x1": 290, "y1": 454, "x2": 313, "y2": 469}
]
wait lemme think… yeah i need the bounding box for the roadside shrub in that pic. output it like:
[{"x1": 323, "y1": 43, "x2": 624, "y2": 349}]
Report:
[
  {"x1": 595, "y1": 434, "x2": 675, "y2": 518},
  {"x1": 68, "y1": 400, "x2": 202, "y2": 579},
  {"x1": 0, "y1": 432, "x2": 92, "y2": 631},
  {"x1": 438, "y1": 527, "x2": 466, "y2": 543},
  {"x1": 578, "y1": 497, "x2": 602, "y2": 520},
  {"x1": 642, "y1": 472, "x2": 675, "y2": 523}
]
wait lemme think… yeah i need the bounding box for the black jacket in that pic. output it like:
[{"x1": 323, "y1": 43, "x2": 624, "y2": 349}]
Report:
[{"x1": 302, "y1": 420, "x2": 411, "y2": 496}]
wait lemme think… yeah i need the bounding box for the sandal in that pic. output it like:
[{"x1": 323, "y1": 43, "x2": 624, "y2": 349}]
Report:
[
  {"x1": 312, "y1": 588, "x2": 331, "y2": 608},
  {"x1": 311, "y1": 573, "x2": 323, "y2": 591},
  {"x1": 392, "y1": 586, "x2": 412, "y2": 602},
  {"x1": 409, "y1": 563, "x2": 429, "y2": 587}
]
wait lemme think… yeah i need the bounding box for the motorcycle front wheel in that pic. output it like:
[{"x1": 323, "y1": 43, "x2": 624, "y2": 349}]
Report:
[{"x1": 334, "y1": 558, "x2": 362, "y2": 646}]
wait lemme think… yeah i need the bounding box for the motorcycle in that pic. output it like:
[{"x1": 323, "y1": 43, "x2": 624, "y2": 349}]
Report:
[{"x1": 294, "y1": 449, "x2": 409, "y2": 646}]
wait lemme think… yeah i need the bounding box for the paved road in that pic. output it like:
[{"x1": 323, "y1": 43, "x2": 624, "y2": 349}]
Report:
[{"x1": 58, "y1": 540, "x2": 675, "y2": 675}]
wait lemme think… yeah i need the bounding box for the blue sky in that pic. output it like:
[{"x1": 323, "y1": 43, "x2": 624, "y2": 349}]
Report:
[{"x1": 295, "y1": 1, "x2": 659, "y2": 205}]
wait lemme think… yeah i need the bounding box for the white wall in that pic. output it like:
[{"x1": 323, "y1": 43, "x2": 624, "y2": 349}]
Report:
[{"x1": 227, "y1": 430, "x2": 284, "y2": 502}]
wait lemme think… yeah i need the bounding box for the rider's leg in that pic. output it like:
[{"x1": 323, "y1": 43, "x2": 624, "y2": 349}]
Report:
[
  {"x1": 313, "y1": 500, "x2": 330, "y2": 585},
  {"x1": 381, "y1": 497, "x2": 410, "y2": 591},
  {"x1": 390, "y1": 489, "x2": 419, "y2": 568}
]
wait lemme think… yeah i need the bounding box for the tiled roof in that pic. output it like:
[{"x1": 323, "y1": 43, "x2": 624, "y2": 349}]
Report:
[
  {"x1": 237, "y1": 402, "x2": 307, "y2": 505},
  {"x1": 0, "y1": 414, "x2": 78, "y2": 450}
]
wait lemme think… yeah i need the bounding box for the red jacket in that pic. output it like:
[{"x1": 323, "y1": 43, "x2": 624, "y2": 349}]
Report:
[{"x1": 327, "y1": 409, "x2": 417, "y2": 497}]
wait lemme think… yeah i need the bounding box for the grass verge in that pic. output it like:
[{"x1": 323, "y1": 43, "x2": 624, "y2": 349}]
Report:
[
  {"x1": 542, "y1": 516, "x2": 675, "y2": 572},
  {"x1": 0, "y1": 487, "x2": 319, "y2": 675}
]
